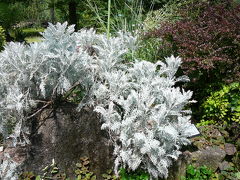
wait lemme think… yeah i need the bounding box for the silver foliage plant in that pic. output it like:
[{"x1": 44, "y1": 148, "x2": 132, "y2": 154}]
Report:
[{"x1": 0, "y1": 22, "x2": 194, "y2": 179}]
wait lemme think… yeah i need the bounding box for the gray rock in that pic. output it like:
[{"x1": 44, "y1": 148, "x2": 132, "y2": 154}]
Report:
[
  {"x1": 219, "y1": 161, "x2": 231, "y2": 171},
  {"x1": 224, "y1": 143, "x2": 237, "y2": 155},
  {"x1": 1, "y1": 103, "x2": 114, "y2": 179},
  {"x1": 0, "y1": 146, "x2": 27, "y2": 180},
  {"x1": 190, "y1": 146, "x2": 226, "y2": 171},
  {"x1": 166, "y1": 151, "x2": 192, "y2": 180}
]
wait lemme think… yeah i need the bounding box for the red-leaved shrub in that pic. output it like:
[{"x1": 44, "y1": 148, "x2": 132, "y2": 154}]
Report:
[{"x1": 149, "y1": 0, "x2": 240, "y2": 83}]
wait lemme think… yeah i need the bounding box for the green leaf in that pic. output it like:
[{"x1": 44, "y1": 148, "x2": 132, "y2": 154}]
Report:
[
  {"x1": 106, "y1": 169, "x2": 112, "y2": 174},
  {"x1": 42, "y1": 165, "x2": 49, "y2": 172},
  {"x1": 77, "y1": 175, "x2": 82, "y2": 180},
  {"x1": 86, "y1": 173, "x2": 92, "y2": 178},
  {"x1": 76, "y1": 163, "x2": 83, "y2": 168},
  {"x1": 75, "y1": 169, "x2": 82, "y2": 175},
  {"x1": 51, "y1": 167, "x2": 59, "y2": 174},
  {"x1": 102, "y1": 174, "x2": 109, "y2": 178},
  {"x1": 91, "y1": 175, "x2": 97, "y2": 180},
  {"x1": 235, "y1": 172, "x2": 240, "y2": 179},
  {"x1": 35, "y1": 175, "x2": 41, "y2": 180},
  {"x1": 187, "y1": 165, "x2": 195, "y2": 175}
]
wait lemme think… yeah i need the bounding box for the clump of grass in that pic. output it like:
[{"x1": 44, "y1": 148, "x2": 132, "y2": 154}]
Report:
[{"x1": 86, "y1": 0, "x2": 150, "y2": 34}]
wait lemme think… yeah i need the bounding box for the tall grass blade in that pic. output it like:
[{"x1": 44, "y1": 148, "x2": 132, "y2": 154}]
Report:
[{"x1": 107, "y1": 0, "x2": 111, "y2": 38}]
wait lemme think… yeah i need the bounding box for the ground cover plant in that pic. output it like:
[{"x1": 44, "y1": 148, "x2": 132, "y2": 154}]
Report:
[
  {"x1": 182, "y1": 165, "x2": 213, "y2": 180},
  {"x1": 20, "y1": 158, "x2": 149, "y2": 180},
  {"x1": 0, "y1": 22, "x2": 196, "y2": 179},
  {"x1": 20, "y1": 157, "x2": 116, "y2": 180}
]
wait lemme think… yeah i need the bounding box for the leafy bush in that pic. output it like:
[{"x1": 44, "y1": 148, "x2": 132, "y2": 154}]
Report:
[
  {"x1": 11, "y1": 28, "x2": 28, "y2": 42},
  {"x1": 94, "y1": 55, "x2": 195, "y2": 179},
  {"x1": 12, "y1": 28, "x2": 44, "y2": 43},
  {"x1": 143, "y1": 0, "x2": 198, "y2": 32},
  {"x1": 182, "y1": 165, "x2": 213, "y2": 180},
  {"x1": 0, "y1": 22, "x2": 195, "y2": 179},
  {"x1": 0, "y1": 26, "x2": 6, "y2": 50},
  {"x1": 119, "y1": 168, "x2": 150, "y2": 180},
  {"x1": 0, "y1": 2, "x2": 26, "y2": 30},
  {"x1": 148, "y1": 0, "x2": 240, "y2": 84},
  {"x1": 199, "y1": 83, "x2": 240, "y2": 126}
]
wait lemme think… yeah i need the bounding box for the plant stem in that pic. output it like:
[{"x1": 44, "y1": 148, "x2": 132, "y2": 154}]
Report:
[{"x1": 107, "y1": 0, "x2": 111, "y2": 39}]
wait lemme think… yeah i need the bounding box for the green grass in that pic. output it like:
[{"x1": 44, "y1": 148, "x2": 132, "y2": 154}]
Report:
[
  {"x1": 22, "y1": 28, "x2": 45, "y2": 43},
  {"x1": 8, "y1": 27, "x2": 45, "y2": 42},
  {"x1": 22, "y1": 28, "x2": 45, "y2": 37},
  {"x1": 22, "y1": 28, "x2": 45, "y2": 33},
  {"x1": 24, "y1": 36, "x2": 43, "y2": 43},
  {"x1": 87, "y1": 0, "x2": 145, "y2": 34}
]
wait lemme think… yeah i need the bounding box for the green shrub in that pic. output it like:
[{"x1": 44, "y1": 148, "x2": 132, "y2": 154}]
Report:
[
  {"x1": 199, "y1": 82, "x2": 240, "y2": 126},
  {"x1": 0, "y1": 26, "x2": 6, "y2": 50},
  {"x1": 119, "y1": 168, "x2": 150, "y2": 180},
  {"x1": 12, "y1": 29, "x2": 28, "y2": 42},
  {"x1": 0, "y1": 2, "x2": 26, "y2": 30},
  {"x1": 182, "y1": 165, "x2": 213, "y2": 180}
]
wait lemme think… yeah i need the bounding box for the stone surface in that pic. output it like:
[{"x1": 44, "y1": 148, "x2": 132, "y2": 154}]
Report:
[
  {"x1": 224, "y1": 143, "x2": 237, "y2": 155},
  {"x1": 0, "y1": 103, "x2": 114, "y2": 179},
  {"x1": 164, "y1": 144, "x2": 228, "y2": 179},
  {"x1": 219, "y1": 161, "x2": 231, "y2": 171},
  {"x1": 0, "y1": 146, "x2": 27, "y2": 180},
  {"x1": 25, "y1": 104, "x2": 114, "y2": 178},
  {"x1": 166, "y1": 151, "x2": 192, "y2": 180},
  {"x1": 190, "y1": 146, "x2": 226, "y2": 171}
]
